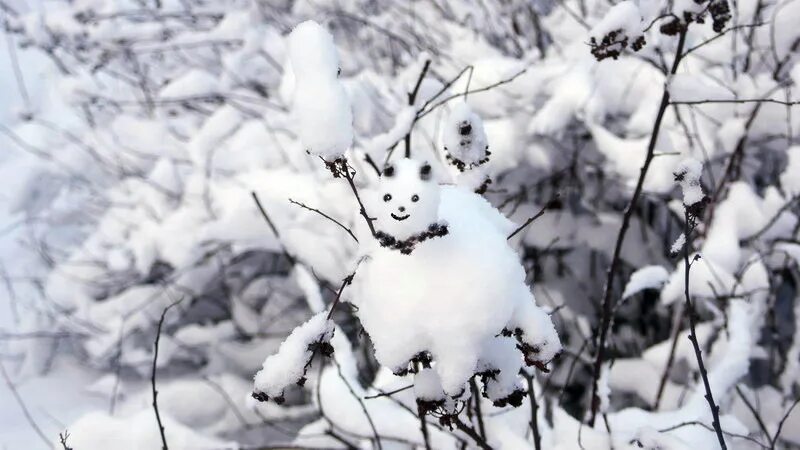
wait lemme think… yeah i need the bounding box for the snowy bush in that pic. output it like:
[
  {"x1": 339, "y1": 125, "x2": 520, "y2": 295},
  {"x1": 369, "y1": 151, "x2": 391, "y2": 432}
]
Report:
[{"x1": 1, "y1": 0, "x2": 800, "y2": 449}]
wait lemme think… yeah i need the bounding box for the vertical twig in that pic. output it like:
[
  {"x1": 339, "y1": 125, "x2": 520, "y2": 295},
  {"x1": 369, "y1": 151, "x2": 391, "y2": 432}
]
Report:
[
  {"x1": 0, "y1": 360, "x2": 51, "y2": 448},
  {"x1": 588, "y1": 28, "x2": 688, "y2": 425},
  {"x1": 682, "y1": 210, "x2": 726, "y2": 449},
  {"x1": 405, "y1": 59, "x2": 431, "y2": 158},
  {"x1": 525, "y1": 374, "x2": 542, "y2": 450},
  {"x1": 654, "y1": 302, "x2": 685, "y2": 409},
  {"x1": 152, "y1": 300, "x2": 181, "y2": 450},
  {"x1": 470, "y1": 378, "x2": 487, "y2": 441}
]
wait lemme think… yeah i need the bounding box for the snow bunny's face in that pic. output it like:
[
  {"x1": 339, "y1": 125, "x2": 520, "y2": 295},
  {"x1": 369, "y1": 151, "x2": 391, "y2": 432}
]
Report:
[{"x1": 373, "y1": 159, "x2": 440, "y2": 240}]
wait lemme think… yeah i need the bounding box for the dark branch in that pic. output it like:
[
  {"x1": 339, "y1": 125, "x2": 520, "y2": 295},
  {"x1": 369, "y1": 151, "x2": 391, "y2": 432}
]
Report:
[
  {"x1": 507, "y1": 194, "x2": 560, "y2": 240},
  {"x1": 251, "y1": 191, "x2": 297, "y2": 265},
  {"x1": 589, "y1": 28, "x2": 689, "y2": 426},
  {"x1": 152, "y1": 299, "x2": 182, "y2": 450}
]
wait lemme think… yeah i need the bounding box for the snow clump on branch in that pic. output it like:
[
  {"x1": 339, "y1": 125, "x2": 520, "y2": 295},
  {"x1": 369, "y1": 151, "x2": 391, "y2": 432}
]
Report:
[{"x1": 252, "y1": 312, "x2": 334, "y2": 404}]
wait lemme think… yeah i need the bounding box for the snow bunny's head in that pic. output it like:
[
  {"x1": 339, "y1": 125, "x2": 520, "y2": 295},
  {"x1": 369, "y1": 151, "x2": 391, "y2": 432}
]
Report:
[
  {"x1": 288, "y1": 21, "x2": 340, "y2": 81},
  {"x1": 374, "y1": 158, "x2": 440, "y2": 241}
]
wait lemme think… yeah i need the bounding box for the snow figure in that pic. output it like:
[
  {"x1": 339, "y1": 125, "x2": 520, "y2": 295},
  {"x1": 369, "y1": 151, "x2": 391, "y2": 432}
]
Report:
[
  {"x1": 441, "y1": 101, "x2": 492, "y2": 193},
  {"x1": 354, "y1": 158, "x2": 561, "y2": 404},
  {"x1": 287, "y1": 20, "x2": 354, "y2": 160}
]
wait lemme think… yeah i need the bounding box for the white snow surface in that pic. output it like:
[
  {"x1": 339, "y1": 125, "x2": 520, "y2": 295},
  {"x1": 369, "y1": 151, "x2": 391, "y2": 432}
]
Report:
[
  {"x1": 622, "y1": 265, "x2": 670, "y2": 299},
  {"x1": 589, "y1": 1, "x2": 644, "y2": 41}
]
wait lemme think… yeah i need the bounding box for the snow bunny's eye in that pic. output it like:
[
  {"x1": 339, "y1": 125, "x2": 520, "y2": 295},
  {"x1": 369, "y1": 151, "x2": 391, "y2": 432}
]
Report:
[
  {"x1": 411, "y1": 194, "x2": 419, "y2": 202},
  {"x1": 383, "y1": 194, "x2": 392, "y2": 202}
]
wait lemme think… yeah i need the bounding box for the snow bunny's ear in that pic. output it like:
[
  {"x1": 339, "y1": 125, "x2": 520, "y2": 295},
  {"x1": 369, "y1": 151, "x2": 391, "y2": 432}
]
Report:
[
  {"x1": 420, "y1": 163, "x2": 432, "y2": 181},
  {"x1": 383, "y1": 164, "x2": 396, "y2": 177}
]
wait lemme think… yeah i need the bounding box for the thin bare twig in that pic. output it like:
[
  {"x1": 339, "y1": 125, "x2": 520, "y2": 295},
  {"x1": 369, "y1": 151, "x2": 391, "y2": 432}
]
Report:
[
  {"x1": 339, "y1": 159, "x2": 377, "y2": 237},
  {"x1": 333, "y1": 358, "x2": 383, "y2": 450},
  {"x1": 507, "y1": 194, "x2": 560, "y2": 240},
  {"x1": 251, "y1": 192, "x2": 297, "y2": 265},
  {"x1": 152, "y1": 299, "x2": 182, "y2": 450},
  {"x1": 671, "y1": 98, "x2": 800, "y2": 106},
  {"x1": 525, "y1": 374, "x2": 542, "y2": 450},
  {"x1": 771, "y1": 396, "x2": 800, "y2": 449},
  {"x1": 405, "y1": 59, "x2": 432, "y2": 158},
  {"x1": 59, "y1": 431, "x2": 73, "y2": 450},
  {"x1": 452, "y1": 416, "x2": 492, "y2": 450},
  {"x1": 682, "y1": 210, "x2": 726, "y2": 449},
  {"x1": 289, "y1": 198, "x2": 359, "y2": 243},
  {"x1": 735, "y1": 386, "x2": 771, "y2": 441},
  {"x1": 0, "y1": 360, "x2": 51, "y2": 448},
  {"x1": 364, "y1": 384, "x2": 413, "y2": 399}
]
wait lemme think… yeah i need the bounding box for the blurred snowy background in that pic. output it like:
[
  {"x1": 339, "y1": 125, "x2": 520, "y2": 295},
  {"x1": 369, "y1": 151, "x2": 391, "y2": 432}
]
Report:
[{"x1": 1, "y1": 0, "x2": 800, "y2": 449}]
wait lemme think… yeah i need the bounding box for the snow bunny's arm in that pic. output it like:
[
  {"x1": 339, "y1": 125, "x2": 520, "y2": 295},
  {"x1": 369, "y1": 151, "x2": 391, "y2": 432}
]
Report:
[
  {"x1": 252, "y1": 312, "x2": 334, "y2": 403},
  {"x1": 440, "y1": 186, "x2": 515, "y2": 235},
  {"x1": 504, "y1": 293, "x2": 562, "y2": 371}
]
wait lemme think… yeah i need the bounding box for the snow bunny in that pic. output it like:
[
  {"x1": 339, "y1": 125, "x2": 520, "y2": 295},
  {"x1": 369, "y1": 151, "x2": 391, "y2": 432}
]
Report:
[{"x1": 354, "y1": 158, "x2": 562, "y2": 403}]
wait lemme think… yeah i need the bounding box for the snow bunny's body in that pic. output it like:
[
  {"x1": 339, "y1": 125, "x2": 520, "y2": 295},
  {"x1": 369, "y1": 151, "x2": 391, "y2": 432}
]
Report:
[{"x1": 355, "y1": 159, "x2": 560, "y2": 397}]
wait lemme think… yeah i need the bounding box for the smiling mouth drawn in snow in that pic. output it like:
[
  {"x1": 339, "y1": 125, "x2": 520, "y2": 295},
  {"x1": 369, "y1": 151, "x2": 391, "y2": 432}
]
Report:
[{"x1": 391, "y1": 213, "x2": 410, "y2": 221}]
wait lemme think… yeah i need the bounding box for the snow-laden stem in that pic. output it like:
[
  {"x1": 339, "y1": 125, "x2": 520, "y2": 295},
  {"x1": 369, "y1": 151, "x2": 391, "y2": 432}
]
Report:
[
  {"x1": 587, "y1": 27, "x2": 688, "y2": 426},
  {"x1": 682, "y1": 210, "x2": 726, "y2": 449},
  {"x1": 152, "y1": 300, "x2": 180, "y2": 450}
]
